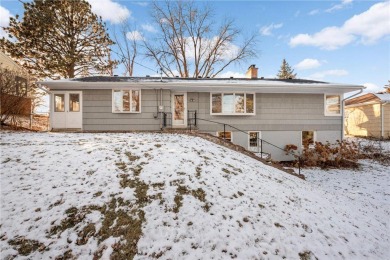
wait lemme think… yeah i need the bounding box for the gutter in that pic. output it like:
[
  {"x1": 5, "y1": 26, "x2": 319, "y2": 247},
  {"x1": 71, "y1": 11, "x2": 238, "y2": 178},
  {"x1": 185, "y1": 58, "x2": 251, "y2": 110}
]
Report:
[
  {"x1": 381, "y1": 102, "x2": 389, "y2": 138},
  {"x1": 342, "y1": 88, "x2": 364, "y2": 140},
  {"x1": 37, "y1": 83, "x2": 51, "y2": 94}
]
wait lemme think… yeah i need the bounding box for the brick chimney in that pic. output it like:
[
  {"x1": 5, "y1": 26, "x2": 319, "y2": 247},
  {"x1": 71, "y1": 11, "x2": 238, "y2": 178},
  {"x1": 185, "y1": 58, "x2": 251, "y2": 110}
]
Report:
[{"x1": 245, "y1": 64, "x2": 258, "y2": 79}]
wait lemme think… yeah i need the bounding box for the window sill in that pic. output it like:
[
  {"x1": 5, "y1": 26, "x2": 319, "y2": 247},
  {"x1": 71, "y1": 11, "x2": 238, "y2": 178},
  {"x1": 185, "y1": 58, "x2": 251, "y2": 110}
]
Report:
[
  {"x1": 211, "y1": 113, "x2": 256, "y2": 116},
  {"x1": 324, "y1": 113, "x2": 342, "y2": 117},
  {"x1": 112, "y1": 111, "x2": 142, "y2": 114}
]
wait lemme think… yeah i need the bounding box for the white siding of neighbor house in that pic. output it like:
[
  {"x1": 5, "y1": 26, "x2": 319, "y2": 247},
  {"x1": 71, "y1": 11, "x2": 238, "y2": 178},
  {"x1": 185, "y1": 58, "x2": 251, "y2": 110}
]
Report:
[{"x1": 345, "y1": 104, "x2": 390, "y2": 138}]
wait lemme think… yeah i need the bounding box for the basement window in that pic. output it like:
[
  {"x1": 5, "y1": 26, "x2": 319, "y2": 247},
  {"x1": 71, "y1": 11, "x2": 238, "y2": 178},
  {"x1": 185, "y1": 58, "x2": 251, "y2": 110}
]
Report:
[
  {"x1": 325, "y1": 94, "x2": 341, "y2": 116},
  {"x1": 248, "y1": 131, "x2": 261, "y2": 152},
  {"x1": 302, "y1": 131, "x2": 316, "y2": 147},
  {"x1": 211, "y1": 93, "x2": 255, "y2": 115},
  {"x1": 217, "y1": 131, "x2": 232, "y2": 142},
  {"x1": 112, "y1": 89, "x2": 141, "y2": 113}
]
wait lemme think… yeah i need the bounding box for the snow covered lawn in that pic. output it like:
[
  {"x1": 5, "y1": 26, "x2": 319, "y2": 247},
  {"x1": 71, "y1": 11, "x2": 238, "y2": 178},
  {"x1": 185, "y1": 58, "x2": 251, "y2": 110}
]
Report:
[{"x1": 1, "y1": 132, "x2": 389, "y2": 259}]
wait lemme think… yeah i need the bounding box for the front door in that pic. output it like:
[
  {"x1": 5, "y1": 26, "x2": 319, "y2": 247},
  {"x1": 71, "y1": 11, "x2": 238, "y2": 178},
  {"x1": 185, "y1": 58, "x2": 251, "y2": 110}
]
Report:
[
  {"x1": 172, "y1": 92, "x2": 187, "y2": 127},
  {"x1": 51, "y1": 91, "x2": 82, "y2": 129}
]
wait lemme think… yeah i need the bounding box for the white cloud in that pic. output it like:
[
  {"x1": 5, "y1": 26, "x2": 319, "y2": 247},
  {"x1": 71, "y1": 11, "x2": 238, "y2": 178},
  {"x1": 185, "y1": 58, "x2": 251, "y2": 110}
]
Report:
[
  {"x1": 326, "y1": 0, "x2": 353, "y2": 13},
  {"x1": 184, "y1": 36, "x2": 240, "y2": 61},
  {"x1": 294, "y1": 10, "x2": 300, "y2": 17},
  {"x1": 0, "y1": 5, "x2": 13, "y2": 38},
  {"x1": 217, "y1": 71, "x2": 246, "y2": 78},
  {"x1": 141, "y1": 23, "x2": 157, "y2": 33},
  {"x1": 362, "y1": 83, "x2": 384, "y2": 93},
  {"x1": 290, "y1": 1, "x2": 390, "y2": 50},
  {"x1": 88, "y1": 0, "x2": 131, "y2": 24},
  {"x1": 308, "y1": 69, "x2": 348, "y2": 80},
  {"x1": 295, "y1": 59, "x2": 322, "y2": 70},
  {"x1": 308, "y1": 9, "x2": 320, "y2": 15},
  {"x1": 259, "y1": 23, "x2": 283, "y2": 36},
  {"x1": 134, "y1": 2, "x2": 149, "y2": 7},
  {"x1": 126, "y1": 31, "x2": 144, "y2": 41}
]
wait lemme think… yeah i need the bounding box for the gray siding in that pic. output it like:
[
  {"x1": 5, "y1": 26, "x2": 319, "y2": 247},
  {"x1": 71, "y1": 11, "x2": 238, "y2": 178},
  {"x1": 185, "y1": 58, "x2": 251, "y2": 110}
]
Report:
[
  {"x1": 195, "y1": 93, "x2": 342, "y2": 161},
  {"x1": 79, "y1": 90, "x2": 342, "y2": 160},
  {"x1": 83, "y1": 89, "x2": 171, "y2": 131},
  {"x1": 194, "y1": 93, "x2": 341, "y2": 132}
]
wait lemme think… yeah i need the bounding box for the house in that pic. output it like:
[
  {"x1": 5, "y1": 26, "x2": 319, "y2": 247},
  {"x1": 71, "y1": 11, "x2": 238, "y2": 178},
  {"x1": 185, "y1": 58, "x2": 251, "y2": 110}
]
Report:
[
  {"x1": 38, "y1": 66, "x2": 364, "y2": 161},
  {"x1": 345, "y1": 93, "x2": 390, "y2": 139},
  {"x1": 0, "y1": 52, "x2": 32, "y2": 120}
]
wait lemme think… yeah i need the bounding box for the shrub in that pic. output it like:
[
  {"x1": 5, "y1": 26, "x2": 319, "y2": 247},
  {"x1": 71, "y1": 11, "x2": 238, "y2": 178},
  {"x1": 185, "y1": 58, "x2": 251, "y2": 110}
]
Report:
[{"x1": 285, "y1": 140, "x2": 360, "y2": 169}]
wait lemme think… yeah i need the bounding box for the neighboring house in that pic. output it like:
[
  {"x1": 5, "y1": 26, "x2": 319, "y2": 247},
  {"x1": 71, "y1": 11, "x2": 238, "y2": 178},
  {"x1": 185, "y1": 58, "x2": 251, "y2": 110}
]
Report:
[
  {"x1": 345, "y1": 93, "x2": 390, "y2": 139},
  {"x1": 38, "y1": 66, "x2": 363, "y2": 161},
  {"x1": 0, "y1": 52, "x2": 32, "y2": 117}
]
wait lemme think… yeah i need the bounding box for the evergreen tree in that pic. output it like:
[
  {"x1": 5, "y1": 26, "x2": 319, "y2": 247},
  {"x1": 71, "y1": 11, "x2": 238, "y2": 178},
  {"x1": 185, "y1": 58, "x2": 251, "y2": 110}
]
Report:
[
  {"x1": 277, "y1": 59, "x2": 297, "y2": 79},
  {"x1": 0, "y1": 0, "x2": 116, "y2": 79}
]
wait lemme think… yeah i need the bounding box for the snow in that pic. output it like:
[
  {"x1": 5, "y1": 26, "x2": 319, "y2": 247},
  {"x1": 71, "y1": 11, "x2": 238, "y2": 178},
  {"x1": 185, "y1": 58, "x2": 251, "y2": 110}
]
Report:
[
  {"x1": 1, "y1": 132, "x2": 389, "y2": 259},
  {"x1": 373, "y1": 93, "x2": 390, "y2": 102}
]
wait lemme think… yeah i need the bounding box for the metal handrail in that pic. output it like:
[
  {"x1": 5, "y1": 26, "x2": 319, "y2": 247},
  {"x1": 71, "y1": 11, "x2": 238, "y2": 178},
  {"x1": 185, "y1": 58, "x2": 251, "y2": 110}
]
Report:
[{"x1": 187, "y1": 111, "x2": 302, "y2": 175}]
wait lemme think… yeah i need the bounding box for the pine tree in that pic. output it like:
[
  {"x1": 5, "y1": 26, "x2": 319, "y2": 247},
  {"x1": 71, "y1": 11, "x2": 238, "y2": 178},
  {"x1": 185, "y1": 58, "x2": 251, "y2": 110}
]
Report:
[
  {"x1": 0, "y1": 0, "x2": 116, "y2": 79},
  {"x1": 277, "y1": 59, "x2": 297, "y2": 79}
]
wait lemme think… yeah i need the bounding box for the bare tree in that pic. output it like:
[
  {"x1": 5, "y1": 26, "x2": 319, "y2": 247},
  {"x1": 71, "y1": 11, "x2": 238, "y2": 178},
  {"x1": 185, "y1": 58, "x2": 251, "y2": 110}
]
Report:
[
  {"x1": 112, "y1": 19, "x2": 139, "y2": 76},
  {"x1": 0, "y1": 67, "x2": 31, "y2": 126},
  {"x1": 144, "y1": 0, "x2": 257, "y2": 78}
]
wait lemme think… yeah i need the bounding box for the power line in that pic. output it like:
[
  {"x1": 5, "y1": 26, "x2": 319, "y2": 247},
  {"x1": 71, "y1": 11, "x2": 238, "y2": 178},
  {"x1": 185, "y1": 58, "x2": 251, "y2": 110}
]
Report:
[{"x1": 110, "y1": 49, "x2": 158, "y2": 74}]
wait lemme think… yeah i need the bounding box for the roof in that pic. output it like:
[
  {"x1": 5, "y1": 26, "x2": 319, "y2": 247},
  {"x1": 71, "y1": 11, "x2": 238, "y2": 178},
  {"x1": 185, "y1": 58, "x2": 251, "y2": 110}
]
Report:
[
  {"x1": 345, "y1": 93, "x2": 390, "y2": 106},
  {"x1": 38, "y1": 76, "x2": 364, "y2": 94}
]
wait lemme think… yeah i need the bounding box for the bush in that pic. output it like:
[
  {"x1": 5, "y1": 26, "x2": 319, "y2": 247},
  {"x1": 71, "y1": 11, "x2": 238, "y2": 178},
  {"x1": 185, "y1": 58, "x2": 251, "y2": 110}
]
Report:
[{"x1": 285, "y1": 140, "x2": 360, "y2": 169}]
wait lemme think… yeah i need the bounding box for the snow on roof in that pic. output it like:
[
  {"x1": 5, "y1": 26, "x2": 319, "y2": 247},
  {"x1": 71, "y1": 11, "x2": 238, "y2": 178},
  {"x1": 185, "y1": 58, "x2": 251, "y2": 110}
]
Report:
[
  {"x1": 346, "y1": 93, "x2": 390, "y2": 106},
  {"x1": 373, "y1": 93, "x2": 390, "y2": 102},
  {"x1": 37, "y1": 76, "x2": 364, "y2": 94}
]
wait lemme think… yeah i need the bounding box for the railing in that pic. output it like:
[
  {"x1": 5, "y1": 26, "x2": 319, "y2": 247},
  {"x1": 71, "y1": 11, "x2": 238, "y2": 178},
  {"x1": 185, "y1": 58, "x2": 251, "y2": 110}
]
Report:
[
  {"x1": 162, "y1": 112, "x2": 172, "y2": 128},
  {"x1": 187, "y1": 110, "x2": 197, "y2": 131},
  {"x1": 187, "y1": 110, "x2": 303, "y2": 175}
]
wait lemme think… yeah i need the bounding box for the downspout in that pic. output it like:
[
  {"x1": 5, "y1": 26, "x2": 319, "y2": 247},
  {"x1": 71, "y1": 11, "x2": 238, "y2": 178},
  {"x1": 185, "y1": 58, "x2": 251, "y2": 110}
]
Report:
[
  {"x1": 382, "y1": 102, "x2": 389, "y2": 138},
  {"x1": 160, "y1": 88, "x2": 163, "y2": 130},
  {"x1": 37, "y1": 84, "x2": 51, "y2": 131},
  {"x1": 342, "y1": 88, "x2": 364, "y2": 140}
]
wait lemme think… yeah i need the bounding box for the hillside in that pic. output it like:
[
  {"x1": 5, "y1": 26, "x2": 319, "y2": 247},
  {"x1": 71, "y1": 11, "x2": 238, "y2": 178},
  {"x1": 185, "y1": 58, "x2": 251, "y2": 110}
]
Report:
[{"x1": 0, "y1": 132, "x2": 388, "y2": 259}]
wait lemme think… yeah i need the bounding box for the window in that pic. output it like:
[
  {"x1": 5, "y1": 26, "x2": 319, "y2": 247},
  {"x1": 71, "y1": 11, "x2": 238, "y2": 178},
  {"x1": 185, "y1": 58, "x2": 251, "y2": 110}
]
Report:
[
  {"x1": 211, "y1": 93, "x2": 255, "y2": 115},
  {"x1": 325, "y1": 94, "x2": 341, "y2": 116},
  {"x1": 69, "y1": 93, "x2": 80, "y2": 112},
  {"x1": 217, "y1": 131, "x2": 232, "y2": 142},
  {"x1": 113, "y1": 90, "x2": 141, "y2": 113},
  {"x1": 54, "y1": 94, "x2": 65, "y2": 112},
  {"x1": 248, "y1": 131, "x2": 261, "y2": 152},
  {"x1": 302, "y1": 131, "x2": 315, "y2": 147}
]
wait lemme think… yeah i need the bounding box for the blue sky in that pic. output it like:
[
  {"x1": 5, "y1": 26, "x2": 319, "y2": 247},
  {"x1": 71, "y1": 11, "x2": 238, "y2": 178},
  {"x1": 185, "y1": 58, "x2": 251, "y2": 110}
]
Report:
[{"x1": 1, "y1": 0, "x2": 389, "y2": 93}]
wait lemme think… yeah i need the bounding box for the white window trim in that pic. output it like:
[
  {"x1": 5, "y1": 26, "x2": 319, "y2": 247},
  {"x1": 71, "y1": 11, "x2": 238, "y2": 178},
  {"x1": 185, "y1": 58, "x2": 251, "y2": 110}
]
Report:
[
  {"x1": 216, "y1": 131, "x2": 233, "y2": 142},
  {"x1": 301, "y1": 130, "x2": 316, "y2": 148},
  {"x1": 112, "y1": 89, "x2": 142, "y2": 113},
  {"x1": 324, "y1": 94, "x2": 342, "y2": 116},
  {"x1": 210, "y1": 92, "x2": 256, "y2": 115},
  {"x1": 248, "y1": 131, "x2": 261, "y2": 150}
]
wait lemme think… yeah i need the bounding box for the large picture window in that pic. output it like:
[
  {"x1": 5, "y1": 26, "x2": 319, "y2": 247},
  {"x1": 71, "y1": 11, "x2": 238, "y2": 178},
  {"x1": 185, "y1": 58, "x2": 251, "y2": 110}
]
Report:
[
  {"x1": 211, "y1": 93, "x2": 255, "y2": 115},
  {"x1": 113, "y1": 89, "x2": 141, "y2": 113},
  {"x1": 325, "y1": 94, "x2": 341, "y2": 116}
]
